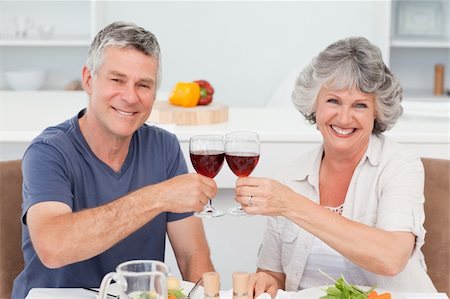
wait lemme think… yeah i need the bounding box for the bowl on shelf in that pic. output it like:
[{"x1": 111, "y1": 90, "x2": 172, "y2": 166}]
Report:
[
  {"x1": 4, "y1": 70, "x2": 47, "y2": 91},
  {"x1": 37, "y1": 24, "x2": 55, "y2": 39}
]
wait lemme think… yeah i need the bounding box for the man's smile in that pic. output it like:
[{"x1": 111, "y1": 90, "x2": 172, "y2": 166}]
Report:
[{"x1": 113, "y1": 107, "x2": 135, "y2": 116}]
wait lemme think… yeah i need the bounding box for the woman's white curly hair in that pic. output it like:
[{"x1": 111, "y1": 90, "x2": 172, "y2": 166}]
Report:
[{"x1": 292, "y1": 37, "x2": 403, "y2": 134}]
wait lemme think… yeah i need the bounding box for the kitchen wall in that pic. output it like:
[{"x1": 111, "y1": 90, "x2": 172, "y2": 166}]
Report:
[{"x1": 97, "y1": 1, "x2": 389, "y2": 107}]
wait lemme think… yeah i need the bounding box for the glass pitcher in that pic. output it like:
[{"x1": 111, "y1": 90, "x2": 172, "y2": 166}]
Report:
[{"x1": 99, "y1": 260, "x2": 170, "y2": 299}]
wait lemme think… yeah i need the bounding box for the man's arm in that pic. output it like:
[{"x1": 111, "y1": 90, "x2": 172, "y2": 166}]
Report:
[
  {"x1": 167, "y1": 216, "x2": 214, "y2": 282},
  {"x1": 27, "y1": 173, "x2": 216, "y2": 268},
  {"x1": 27, "y1": 194, "x2": 162, "y2": 268}
]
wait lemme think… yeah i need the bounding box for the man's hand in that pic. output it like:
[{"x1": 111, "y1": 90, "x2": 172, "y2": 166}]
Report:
[{"x1": 146, "y1": 173, "x2": 218, "y2": 213}]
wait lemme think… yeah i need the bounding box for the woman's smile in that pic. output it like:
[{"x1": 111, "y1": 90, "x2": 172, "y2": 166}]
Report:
[{"x1": 330, "y1": 125, "x2": 356, "y2": 136}]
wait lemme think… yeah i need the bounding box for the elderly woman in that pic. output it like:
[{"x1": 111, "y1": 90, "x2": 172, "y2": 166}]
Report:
[{"x1": 236, "y1": 37, "x2": 436, "y2": 297}]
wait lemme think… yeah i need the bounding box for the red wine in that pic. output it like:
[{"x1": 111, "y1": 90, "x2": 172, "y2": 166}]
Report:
[
  {"x1": 190, "y1": 150, "x2": 225, "y2": 178},
  {"x1": 225, "y1": 152, "x2": 259, "y2": 177}
]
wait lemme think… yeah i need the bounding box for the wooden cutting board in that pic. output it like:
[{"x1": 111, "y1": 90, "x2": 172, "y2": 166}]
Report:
[{"x1": 148, "y1": 101, "x2": 228, "y2": 125}]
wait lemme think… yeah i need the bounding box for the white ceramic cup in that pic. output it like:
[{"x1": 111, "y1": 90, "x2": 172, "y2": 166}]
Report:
[
  {"x1": 14, "y1": 16, "x2": 34, "y2": 37},
  {"x1": 98, "y1": 260, "x2": 170, "y2": 299}
]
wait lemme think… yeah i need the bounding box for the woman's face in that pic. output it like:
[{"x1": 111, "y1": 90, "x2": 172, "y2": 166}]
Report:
[{"x1": 315, "y1": 86, "x2": 376, "y2": 156}]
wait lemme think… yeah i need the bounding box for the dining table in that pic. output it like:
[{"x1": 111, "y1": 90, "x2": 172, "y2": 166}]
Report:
[{"x1": 25, "y1": 287, "x2": 449, "y2": 299}]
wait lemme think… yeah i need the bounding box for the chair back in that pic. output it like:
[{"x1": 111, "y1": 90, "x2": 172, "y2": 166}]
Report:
[
  {"x1": 0, "y1": 160, "x2": 24, "y2": 299},
  {"x1": 421, "y1": 158, "x2": 450, "y2": 296}
]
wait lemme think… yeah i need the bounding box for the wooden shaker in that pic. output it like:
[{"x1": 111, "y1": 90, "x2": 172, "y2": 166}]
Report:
[
  {"x1": 232, "y1": 272, "x2": 249, "y2": 299},
  {"x1": 434, "y1": 64, "x2": 445, "y2": 96},
  {"x1": 203, "y1": 272, "x2": 220, "y2": 299}
]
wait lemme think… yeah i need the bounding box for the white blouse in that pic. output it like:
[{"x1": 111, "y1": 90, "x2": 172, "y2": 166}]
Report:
[
  {"x1": 257, "y1": 134, "x2": 436, "y2": 292},
  {"x1": 298, "y1": 204, "x2": 369, "y2": 289}
]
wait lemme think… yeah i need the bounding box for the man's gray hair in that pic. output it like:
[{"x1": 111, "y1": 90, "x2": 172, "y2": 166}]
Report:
[
  {"x1": 292, "y1": 36, "x2": 403, "y2": 134},
  {"x1": 86, "y1": 21, "x2": 162, "y2": 88}
]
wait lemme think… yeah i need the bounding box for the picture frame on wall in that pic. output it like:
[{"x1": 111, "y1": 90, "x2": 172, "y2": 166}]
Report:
[{"x1": 395, "y1": 1, "x2": 446, "y2": 39}]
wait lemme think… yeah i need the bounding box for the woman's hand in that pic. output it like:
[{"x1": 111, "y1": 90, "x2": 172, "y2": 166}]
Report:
[
  {"x1": 248, "y1": 270, "x2": 285, "y2": 299},
  {"x1": 235, "y1": 177, "x2": 300, "y2": 217}
]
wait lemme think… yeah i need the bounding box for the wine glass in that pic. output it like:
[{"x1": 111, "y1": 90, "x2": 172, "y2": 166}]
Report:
[
  {"x1": 225, "y1": 131, "x2": 260, "y2": 216},
  {"x1": 189, "y1": 135, "x2": 225, "y2": 217}
]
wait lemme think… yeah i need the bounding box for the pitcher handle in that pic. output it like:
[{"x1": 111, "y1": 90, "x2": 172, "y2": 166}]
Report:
[{"x1": 99, "y1": 272, "x2": 116, "y2": 299}]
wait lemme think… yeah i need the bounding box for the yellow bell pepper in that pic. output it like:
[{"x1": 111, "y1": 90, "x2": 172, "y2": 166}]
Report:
[{"x1": 169, "y1": 82, "x2": 200, "y2": 107}]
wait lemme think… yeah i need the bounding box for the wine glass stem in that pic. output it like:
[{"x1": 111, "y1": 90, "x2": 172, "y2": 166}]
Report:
[{"x1": 205, "y1": 199, "x2": 214, "y2": 211}]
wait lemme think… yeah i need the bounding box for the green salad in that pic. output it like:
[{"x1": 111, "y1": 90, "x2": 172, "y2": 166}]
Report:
[{"x1": 319, "y1": 270, "x2": 375, "y2": 299}]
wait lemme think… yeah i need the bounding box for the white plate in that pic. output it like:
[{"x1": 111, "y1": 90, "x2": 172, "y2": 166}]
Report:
[
  {"x1": 102, "y1": 280, "x2": 204, "y2": 299},
  {"x1": 292, "y1": 286, "x2": 405, "y2": 299}
]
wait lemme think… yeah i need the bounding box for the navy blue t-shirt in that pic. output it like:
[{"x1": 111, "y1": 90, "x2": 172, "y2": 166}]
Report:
[{"x1": 12, "y1": 110, "x2": 192, "y2": 298}]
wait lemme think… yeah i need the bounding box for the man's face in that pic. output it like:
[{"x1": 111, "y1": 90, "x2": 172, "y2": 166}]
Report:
[{"x1": 82, "y1": 47, "x2": 158, "y2": 140}]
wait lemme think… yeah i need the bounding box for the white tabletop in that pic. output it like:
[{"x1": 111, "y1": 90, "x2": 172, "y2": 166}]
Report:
[
  {"x1": 26, "y1": 287, "x2": 449, "y2": 299},
  {"x1": 27, "y1": 288, "x2": 97, "y2": 299}
]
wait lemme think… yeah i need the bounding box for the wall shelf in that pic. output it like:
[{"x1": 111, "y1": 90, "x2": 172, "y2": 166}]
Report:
[
  {"x1": 391, "y1": 39, "x2": 450, "y2": 49},
  {"x1": 0, "y1": 38, "x2": 91, "y2": 47}
]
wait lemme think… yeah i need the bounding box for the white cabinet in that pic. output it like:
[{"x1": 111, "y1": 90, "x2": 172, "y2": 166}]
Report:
[
  {"x1": 0, "y1": 0, "x2": 98, "y2": 90},
  {"x1": 389, "y1": 0, "x2": 450, "y2": 101}
]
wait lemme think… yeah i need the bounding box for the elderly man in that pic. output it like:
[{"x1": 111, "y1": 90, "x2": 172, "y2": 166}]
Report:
[{"x1": 13, "y1": 21, "x2": 216, "y2": 298}]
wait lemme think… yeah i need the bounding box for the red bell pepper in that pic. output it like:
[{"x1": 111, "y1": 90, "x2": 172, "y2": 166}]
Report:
[{"x1": 194, "y1": 79, "x2": 214, "y2": 105}]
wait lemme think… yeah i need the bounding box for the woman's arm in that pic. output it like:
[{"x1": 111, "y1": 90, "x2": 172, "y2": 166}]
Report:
[{"x1": 235, "y1": 176, "x2": 415, "y2": 276}]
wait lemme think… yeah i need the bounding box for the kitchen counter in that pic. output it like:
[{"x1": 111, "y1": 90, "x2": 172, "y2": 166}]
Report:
[
  {"x1": 1, "y1": 91, "x2": 449, "y2": 187},
  {"x1": 1, "y1": 91, "x2": 321, "y2": 142},
  {"x1": 1, "y1": 91, "x2": 449, "y2": 141}
]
